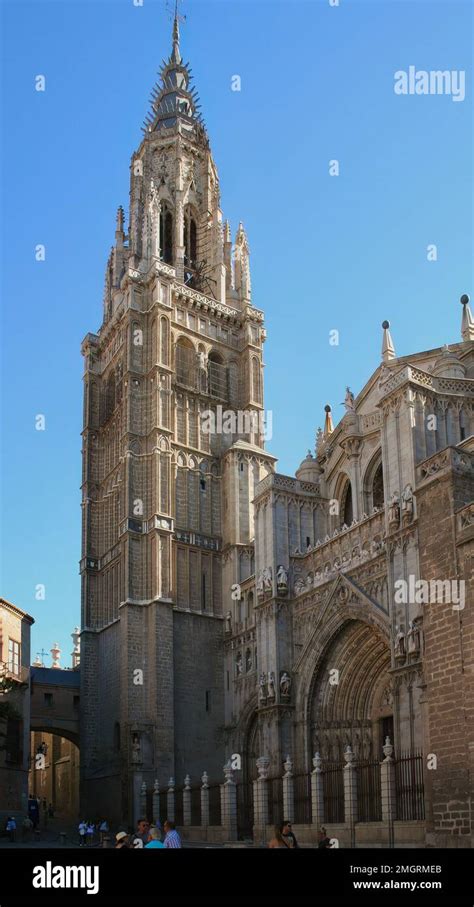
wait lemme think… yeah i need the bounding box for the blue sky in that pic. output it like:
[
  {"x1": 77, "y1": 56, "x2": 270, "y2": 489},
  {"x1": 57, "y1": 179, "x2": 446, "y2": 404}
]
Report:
[{"x1": 1, "y1": 0, "x2": 472, "y2": 664}]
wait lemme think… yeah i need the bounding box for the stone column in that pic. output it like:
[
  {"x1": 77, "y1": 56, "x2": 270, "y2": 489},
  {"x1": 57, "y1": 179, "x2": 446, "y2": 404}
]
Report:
[
  {"x1": 253, "y1": 756, "x2": 270, "y2": 841},
  {"x1": 201, "y1": 771, "x2": 209, "y2": 827},
  {"x1": 282, "y1": 755, "x2": 294, "y2": 824},
  {"x1": 183, "y1": 774, "x2": 191, "y2": 827},
  {"x1": 140, "y1": 781, "x2": 147, "y2": 819},
  {"x1": 167, "y1": 777, "x2": 175, "y2": 823},
  {"x1": 343, "y1": 746, "x2": 358, "y2": 829},
  {"x1": 221, "y1": 762, "x2": 237, "y2": 841},
  {"x1": 152, "y1": 779, "x2": 160, "y2": 826},
  {"x1": 380, "y1": 737, "x2": 396, "y2": 823},
  {"x1": 311, "y1": 752, "x2": 324, "y2": 828}
]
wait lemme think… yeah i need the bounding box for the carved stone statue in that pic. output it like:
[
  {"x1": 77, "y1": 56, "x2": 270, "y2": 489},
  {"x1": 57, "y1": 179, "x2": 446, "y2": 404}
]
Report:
[
  {"x1": 131, "y1": 732, "x2": 141, "y2": 764},
  {"x1": 407, "y1": 619, "x2": 421, "y2": 657},
  {"x1": 276, "y1": 565, "x2": 288, "y2": 593},
  {"x1": 263, "y1": 567, "x2": 273, "y2": 594},
  {"x1": 258, "y1": 672, "x2": 267, "y2": 701},
  {"x1": 235, "y1": 653, "x2": 243, "y2": 675},
  {"x1": 225, "y1": 611, "x2": 232, "y2": 633},
  {"x1": 401, "y1": 484, "x2": 414, "y2": 521},
  {"x1": 256, "y1": 571, "x2": 265, "y2": 600},
  {"x1": 394, "y1": 625, "x2": 406, "y2": 658},
  {"x1": 388, "y1": 491, "x2": 400, "y2": 526},
  {"x1": 280, "y1": 672, "x2": 291, "y2": 697},
  {"x1": 267, "y1": 671, "x2": 276, "y2": 699},
  {"x1": 245, "y1": 649, "x2": 252, "y2": 672},
  {"x1": 343, "y1": 386, "x2": 355, "y2": 412},
  {"x1": 315, "y1": 427, "x2": 324, "y2": 451}
]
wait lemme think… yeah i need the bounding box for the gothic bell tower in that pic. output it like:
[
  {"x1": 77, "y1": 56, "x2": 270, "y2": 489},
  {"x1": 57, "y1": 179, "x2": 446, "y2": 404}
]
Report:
[{"x1": 80, "y1": 11, "x2": 274, "y2": 824}]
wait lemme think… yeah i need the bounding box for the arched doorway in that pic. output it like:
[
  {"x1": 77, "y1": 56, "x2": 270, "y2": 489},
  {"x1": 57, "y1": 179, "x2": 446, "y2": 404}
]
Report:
[
  {"x1": 309, "y1": 619, "x2": 392, "y2": 763},
  {"x1": 29, "y1": 730, "x2": 80, "y2": 822}
]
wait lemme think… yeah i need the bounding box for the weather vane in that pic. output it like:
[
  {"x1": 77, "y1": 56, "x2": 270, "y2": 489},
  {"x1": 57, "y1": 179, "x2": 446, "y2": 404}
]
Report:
[{"x1": 166, "y1": 0, "x2": 186, "y2": 25}]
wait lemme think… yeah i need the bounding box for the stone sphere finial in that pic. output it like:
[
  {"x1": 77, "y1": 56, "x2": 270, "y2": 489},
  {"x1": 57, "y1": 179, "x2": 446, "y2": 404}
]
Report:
[
  {"x1": 460, "y1": 294, "x2": 470, "y2": 306},
  {"x1": 382, "y1": 319, "x2": 390, "y2": 329},
  {"x1": 324, "y1": 404, "x2": 331, "y2": 413}
]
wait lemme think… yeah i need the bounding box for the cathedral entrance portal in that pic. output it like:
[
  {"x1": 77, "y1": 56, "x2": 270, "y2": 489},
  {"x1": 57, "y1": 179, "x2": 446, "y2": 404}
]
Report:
[{"x1": 309, "y1": 619, "x2": 392, "y2": 764}]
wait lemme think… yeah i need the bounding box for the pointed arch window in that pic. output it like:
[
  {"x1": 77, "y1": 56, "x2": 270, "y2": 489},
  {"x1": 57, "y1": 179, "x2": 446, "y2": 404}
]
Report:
[
  {"x1": 160, "y1": 202, "x2": 173, "y2": 265},
  {"x1": 372, "y1": 462, "x2": 384, "y2": 509},
  {"x1": 184, "y1": 207, "x2": 197, "y2": 269}
]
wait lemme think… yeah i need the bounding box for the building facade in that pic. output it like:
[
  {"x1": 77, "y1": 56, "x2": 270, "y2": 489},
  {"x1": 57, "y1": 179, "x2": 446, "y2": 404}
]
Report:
[
  {"x1": 81, "y1": 16, "x2": 474, "y2": 845},
  {"x1": 0, "y1": 597, "x2": 34, "y2": 822},
  {"x1": 80, "y1": 15, "x2": 274, "y2": 824}
]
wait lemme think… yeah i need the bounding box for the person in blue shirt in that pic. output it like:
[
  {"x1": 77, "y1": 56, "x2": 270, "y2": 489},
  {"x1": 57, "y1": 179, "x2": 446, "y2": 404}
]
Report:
[{"x1": 145, "y1": 826, "x2": 164, "y2": 848}]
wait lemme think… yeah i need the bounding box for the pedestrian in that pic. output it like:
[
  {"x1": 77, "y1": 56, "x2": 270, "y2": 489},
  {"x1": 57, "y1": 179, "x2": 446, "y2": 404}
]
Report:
[
  {"x1": 78, "y1": 819, "x2": 87, "y2": 846},
  {"x1": 99, "y1": 819, "x2": 109, "y2": 844},
  {"x1": 115, "y1": 831, "x2": 130, "y2": 849},
  {"x1": 130, "y1": 818, "x2": 150, "y2": 847},
  {"x1": 22, "y1": 815, "x2": 33, "y2": 842},
  {"x1": 145, "y1": 827, "x2": 165, "y2": 849},
  {"x1": 86, "y1": 821, "x2": 95, "y2": 845},
  {"x1": 28, "y1": 796, "x2": 39, "y2": 829},
  {"x1": 6, "y1": 817, "x2": 17, "y2": 843},
  {"x1": 281, "y1": 820, "x2": 299, "y2": 848},
  {"x1": 268, "y1": 824, "x2": 289, "y2": 849},
  {"x1": 318, "y1": 826, "x2": 332, "y2": 849},
  {"x1": 163, "y1": 820, "x2": 181, "y2": 848}
]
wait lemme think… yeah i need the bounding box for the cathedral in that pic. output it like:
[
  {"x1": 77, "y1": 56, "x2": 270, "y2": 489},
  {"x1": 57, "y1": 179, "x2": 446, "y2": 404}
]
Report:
[{"x1": 80, "y1": 14, "x2": 474, "y2": 846}]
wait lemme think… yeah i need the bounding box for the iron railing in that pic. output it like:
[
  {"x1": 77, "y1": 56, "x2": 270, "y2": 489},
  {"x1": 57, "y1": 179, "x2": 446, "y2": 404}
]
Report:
[
  {"x1": 356, "y1": 760, "x2": 382, "y2": 822},
  {"x1": 322, "y1": 762, "x2": 345, "y2": 824},
  {"x1": 395, "y1": 752, "x2": 425, "y2": 820}
]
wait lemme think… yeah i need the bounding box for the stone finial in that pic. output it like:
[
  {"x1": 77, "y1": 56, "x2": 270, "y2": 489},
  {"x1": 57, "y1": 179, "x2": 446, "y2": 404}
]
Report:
[
  {"x1": 184, "y1": 774, "x2": 191, "y2": 790},
  {"x1": 381, "y1": 320, "x2": 396, "y2": 362},
  {"x1": 312, "y1": 752, "x2": 322, "y2": 773},
  {"x1": 382, "y1": 736, "x2": 394, "y2": 761},
  {"x1": 168, "y1": 777, "x2": 175, "y2": 791},
  {"x1": 323, "y1": 405, "x2": 334, "y2": 438},
  {"x1": 153, "y1": 778, "x2": 160, "y2": 795},
  {"x1": 201, "y1": 771, "x2": 209, "y2": 788},
  {"x1": 223, "y1": 761, "x2": 234, "y2": 784},
  {"x1": 343, "y1": 744, "x2": 355, "y2": 767},
  {"x1": 140, "y1": 781, "x2": 147, "y2": 795},
  {"x1": 460, "y1": 294, "x2": 474, "y2": 342},
  {"x1": 71, "y1": 627, "x2": 80, "y2": 669},
  {"x1": 224, "y1": 220, "x2": 231, "y2": 243},
  {"x1": 50, "y1": 642, "x2": 61, "y2": 670},
  {"x1": 256, "y1": 755, "x2": 270, "y2": 780},
  {"x1": 283, "y1": 755, "x2": 293, "y2": 777}
]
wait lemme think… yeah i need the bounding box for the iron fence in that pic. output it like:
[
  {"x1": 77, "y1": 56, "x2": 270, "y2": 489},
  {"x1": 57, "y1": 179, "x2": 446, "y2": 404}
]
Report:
[
  {"x1": 356, "y1": 760, "x2": 382, "y2": 822},
  {"x1": 322, "y1": 763, "x2": 345, "y2": 824},
  {"x1": 294, "y1": 772, "x2": 312, "y2": 824},
  {"x1": 267, "y1": 776, "x2": 283, "y2": 827},
  {"x1": 236, "y1": 780, "x2": 254, "y2": 839},
  {"x1": 395, "y1": 752, "x2": 425, "y2": 820},
  {"x1": 191, "y1": 786, "x2": 201, "y2": 826},
  {"x1": 208, "y1": 784, "x2": 221, "y2": 826}
]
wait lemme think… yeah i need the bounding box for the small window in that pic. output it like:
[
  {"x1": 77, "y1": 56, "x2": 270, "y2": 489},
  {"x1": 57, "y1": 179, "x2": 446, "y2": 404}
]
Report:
[
  {"x1": 200, "y1": 478, "x2": 206, "y2": 491},
  {"x1": 201, "y1": 573, "x2": 206, "y2": 610},
  {"x1": 205, "y1": 691, "x2": 211, "y2": 712},
  {"x1": 8, "y1": 639, "x2": 20, "y2": 675},
  {"x1": 306, "y1": 536, "x2": 311, "y2": 548},
  {"x1": 73, "y1": 696, "x2": 80, "y2": 711},
  {"x1": 461, "y1": 426, "x2": 466, "y2": 441},
  {"x1": 226, "y1": 671, "x2": 230, "y2": 691},
  {"x1": 44, "y1": 693, "x2": 53, "y2": 707},
  {"x1": 240, "y1": 462, "x2": 244, "y2": 473}
]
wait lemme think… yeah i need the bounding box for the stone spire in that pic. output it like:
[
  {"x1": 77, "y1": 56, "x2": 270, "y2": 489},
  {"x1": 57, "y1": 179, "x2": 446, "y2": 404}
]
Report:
[
  {"x1": 323, "y1": 404, "x2": 334, "y2": 438},
  {"x1": 50, "y1": 642, "x2": 61, "y2": 670},
  {"x1": 71, "y1": 627, "x2": 80, "y2": 670},
  {"x1": 381, "y1": 320, "x2": 396, "y2": 362},
  {"x1": 171, "y1": 1, "x2": 182, "y2": 65},
  {"x1": 460, "y1": 294, "x2": 474, "y2": 342},
  {"x1": 141, "y1": 6, "x2": 207, "y2": 142}
]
